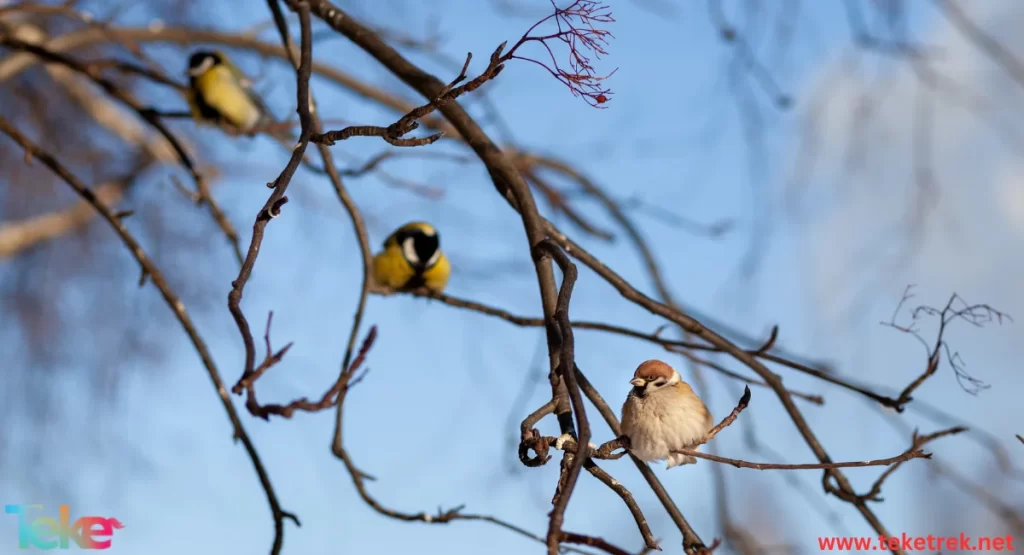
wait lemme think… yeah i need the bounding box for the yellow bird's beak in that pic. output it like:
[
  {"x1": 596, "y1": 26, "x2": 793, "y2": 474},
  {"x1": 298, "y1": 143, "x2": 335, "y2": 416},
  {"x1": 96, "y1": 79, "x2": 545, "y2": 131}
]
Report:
[{"x1": 629, "y1": 378, "x2": 645, "y2": 387}]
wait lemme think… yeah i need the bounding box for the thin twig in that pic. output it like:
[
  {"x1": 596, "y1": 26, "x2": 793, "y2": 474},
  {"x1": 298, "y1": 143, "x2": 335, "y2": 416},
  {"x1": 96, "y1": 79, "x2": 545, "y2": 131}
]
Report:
[
  {"x1": 296, "y1": 1, "x2": 704, "y2": 550},
  {"x1": 255, "y1": 4, "x2": 586, "y2": 553},
  {"x1": 539, "y1": 223, "x2": 905, "y2": 551},
  {"x1": 0, "y1": 36, "x2": 244, "y2": 263},
  {"x1": 232, "y1": 315, "x2": 377, "y2": 420},
  {"x1": 582, "y1": 460, "x2": 659, "y2": 551},
  {"x1": 674, "y1": 449, "x2": 930, "y2": 471},
  {"x1": 389, "y1": 288, "x2": 826, "y2": 404},
  {"x1": 859, "y1": 427, "x2": 967, "y2": 502},
  {"x1": 882, "y1": 286, "x2": 1010, "y2": 409},
  {"x1": 227, "y1": 0, "x2": 315, "y2": 398},
  {"x1": 697, "y1": 386, "x2": 752, "y2": 445},
  {"x1": 0, "y1": 116, "x2": 297, "y2": 555},
  {"x1": 560, "y1": 530, "x2": 633, "y2": 555},
  {"x1": 543, "y1": 436, "x2": 931, "y2": 472}
]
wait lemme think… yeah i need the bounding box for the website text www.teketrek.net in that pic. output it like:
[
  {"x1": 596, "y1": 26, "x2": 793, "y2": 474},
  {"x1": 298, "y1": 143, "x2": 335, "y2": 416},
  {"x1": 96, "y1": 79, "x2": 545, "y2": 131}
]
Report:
[{"x1": 818, "y1": 533, "x2": 1014, "y2": 552}]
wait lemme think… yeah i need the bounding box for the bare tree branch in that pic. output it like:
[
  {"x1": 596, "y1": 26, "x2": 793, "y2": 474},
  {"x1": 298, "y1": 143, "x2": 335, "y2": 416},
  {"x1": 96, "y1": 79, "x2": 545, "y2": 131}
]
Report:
[
  {"x1": 3, "y1": 4, "x2": 1020, "y2": 555},
  {"x1": 0, "y1": 34, "x2": 244, "y2": 262},
  {"x1": 882, "y1": 285, "x2": 1011, "y2": 408},
  {"x1": 0, "y1": 115, "x2": 297, "y2": 555}
]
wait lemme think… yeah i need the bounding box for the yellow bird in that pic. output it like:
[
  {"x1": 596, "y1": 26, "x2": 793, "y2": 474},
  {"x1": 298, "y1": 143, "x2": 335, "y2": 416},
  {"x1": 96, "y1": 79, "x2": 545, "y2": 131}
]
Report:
[
  {"x1": 185, "y1": 50, "x2": 272, "y2": 134},
  {"x1": 372, "y1": 222, "x2": 451, "y2": 294}
]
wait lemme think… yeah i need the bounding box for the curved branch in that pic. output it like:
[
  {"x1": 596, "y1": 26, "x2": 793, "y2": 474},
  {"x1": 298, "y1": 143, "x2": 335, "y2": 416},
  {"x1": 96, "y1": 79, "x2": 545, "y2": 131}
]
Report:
[
  {"x1": 386, "y1": 288, "x2": 826, "y2": 405},
  {"x1": 860, "y1": 426, "x2": 967, "y2": 502},
  {"x1": 294, "y1": 2, "x2": 705, "y2": 552},
  {"x1": 537, "y1": 219, "x2": 906, "y2": 552},
  {"x1": 226, "y1": 1, "x2": 315, "y2": 395},
  {"x1": 261, "y1": 0, "x2": 376, "y2": 459},
  {"x1": 0, "y1": 34, "x2": 243, "y2": 263},
  {"x1": 0, "y1": 116, "x2": 296, "y2": 555},
  {"x1": 532, "y1": 240, "x2": 589, "y2": 555}
]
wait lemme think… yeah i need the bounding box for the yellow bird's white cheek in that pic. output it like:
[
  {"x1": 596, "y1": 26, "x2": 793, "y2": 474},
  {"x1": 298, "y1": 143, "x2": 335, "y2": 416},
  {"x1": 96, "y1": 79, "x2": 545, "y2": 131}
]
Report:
[
  {"x1": 190, "y1": 57, "x2": 215, "y2": 76},
  {"x1": 401, "y1": 237, "x2": 419, "y2": 266}
]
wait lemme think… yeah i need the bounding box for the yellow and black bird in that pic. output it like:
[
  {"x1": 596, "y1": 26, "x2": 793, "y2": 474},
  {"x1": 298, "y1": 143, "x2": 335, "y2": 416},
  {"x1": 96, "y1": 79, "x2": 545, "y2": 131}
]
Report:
[
  {"x1": 372, "y1": 222, "x2": 451, "y2": 294},
  {"x1": 186, "y1": 50, "x2": 273, "y2": 135}
]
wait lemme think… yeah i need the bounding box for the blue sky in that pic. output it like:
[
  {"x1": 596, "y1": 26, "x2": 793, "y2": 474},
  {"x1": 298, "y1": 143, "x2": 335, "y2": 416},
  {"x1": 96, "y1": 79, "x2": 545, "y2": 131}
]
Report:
[{"x1": 3, "y1": 1, "x2": 1024, "y2": 553}]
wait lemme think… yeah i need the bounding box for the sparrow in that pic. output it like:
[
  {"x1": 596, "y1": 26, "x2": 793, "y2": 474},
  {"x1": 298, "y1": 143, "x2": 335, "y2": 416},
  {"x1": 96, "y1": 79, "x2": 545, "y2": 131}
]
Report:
[{"x1": 620, "y1": 359, "x2": 714, "y2": 468}]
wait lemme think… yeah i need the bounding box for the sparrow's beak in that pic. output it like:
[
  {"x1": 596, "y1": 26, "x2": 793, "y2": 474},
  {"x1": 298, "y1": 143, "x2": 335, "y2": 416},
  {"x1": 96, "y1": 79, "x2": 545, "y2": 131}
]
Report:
[{"x1": 629, "y1": 378, "x2": 645, "y2": 387}]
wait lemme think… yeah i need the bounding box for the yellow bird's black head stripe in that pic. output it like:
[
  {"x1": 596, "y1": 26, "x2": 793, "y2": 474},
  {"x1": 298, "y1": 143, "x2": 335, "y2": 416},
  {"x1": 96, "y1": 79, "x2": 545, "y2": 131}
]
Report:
[
  {"x1": 394, "y1": 226, "x2": 440, "y2": 271},
  {"x1": 383, "y1": 222, "x2": 436, "y2": 243}
]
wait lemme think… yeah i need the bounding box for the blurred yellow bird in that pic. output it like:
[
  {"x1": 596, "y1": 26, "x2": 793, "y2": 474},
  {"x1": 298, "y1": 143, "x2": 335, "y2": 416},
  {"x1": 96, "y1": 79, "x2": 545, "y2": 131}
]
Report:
[
  {"x1": 372, "y1": 222, "x2": 451, "y2": 294},
  {"x1": 185, "y1": 50, "x2": 272, "y2": 134}
]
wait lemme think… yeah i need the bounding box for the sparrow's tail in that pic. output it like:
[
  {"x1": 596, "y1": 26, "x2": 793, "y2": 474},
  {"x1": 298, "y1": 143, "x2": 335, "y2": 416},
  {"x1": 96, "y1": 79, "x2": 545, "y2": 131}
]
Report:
[{"x1": 666, "y1": 452, "x2": 698, "y2": 468}]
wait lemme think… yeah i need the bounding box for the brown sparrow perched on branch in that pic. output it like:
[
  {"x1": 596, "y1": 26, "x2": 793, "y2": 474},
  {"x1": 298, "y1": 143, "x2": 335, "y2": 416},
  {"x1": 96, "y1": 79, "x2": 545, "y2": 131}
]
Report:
[{"x1": 620, "y1": 360, "x2": 714, "y2": 468}]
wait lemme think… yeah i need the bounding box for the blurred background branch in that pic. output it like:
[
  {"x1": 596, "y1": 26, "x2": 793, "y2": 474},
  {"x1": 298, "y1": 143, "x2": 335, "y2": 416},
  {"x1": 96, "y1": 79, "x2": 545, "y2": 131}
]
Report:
[{"x1": 1, "y1": 1, "x2": 1022, "y2": 554}]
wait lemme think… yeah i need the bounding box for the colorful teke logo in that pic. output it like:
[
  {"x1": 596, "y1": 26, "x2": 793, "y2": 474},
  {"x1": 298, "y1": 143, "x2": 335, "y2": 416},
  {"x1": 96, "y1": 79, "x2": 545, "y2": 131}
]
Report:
[{"x1": 5, "y1": 504, "x2": 123, "y2": 550}]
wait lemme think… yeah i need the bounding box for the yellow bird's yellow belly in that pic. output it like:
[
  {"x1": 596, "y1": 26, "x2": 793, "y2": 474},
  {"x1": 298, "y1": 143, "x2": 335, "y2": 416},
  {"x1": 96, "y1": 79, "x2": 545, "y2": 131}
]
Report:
[
  {"x1": 372, "y1": 246, "x2": 450, "y2": 293},
  {"x1": 194, "y1": 67, "x2": 262, "y2": 131},
  {"x1": 373, "y1": 248, "x2": 416, "y2": 289},
  {"x1": 421, "y1": 253, "x2": 451, "y2": 293}
]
